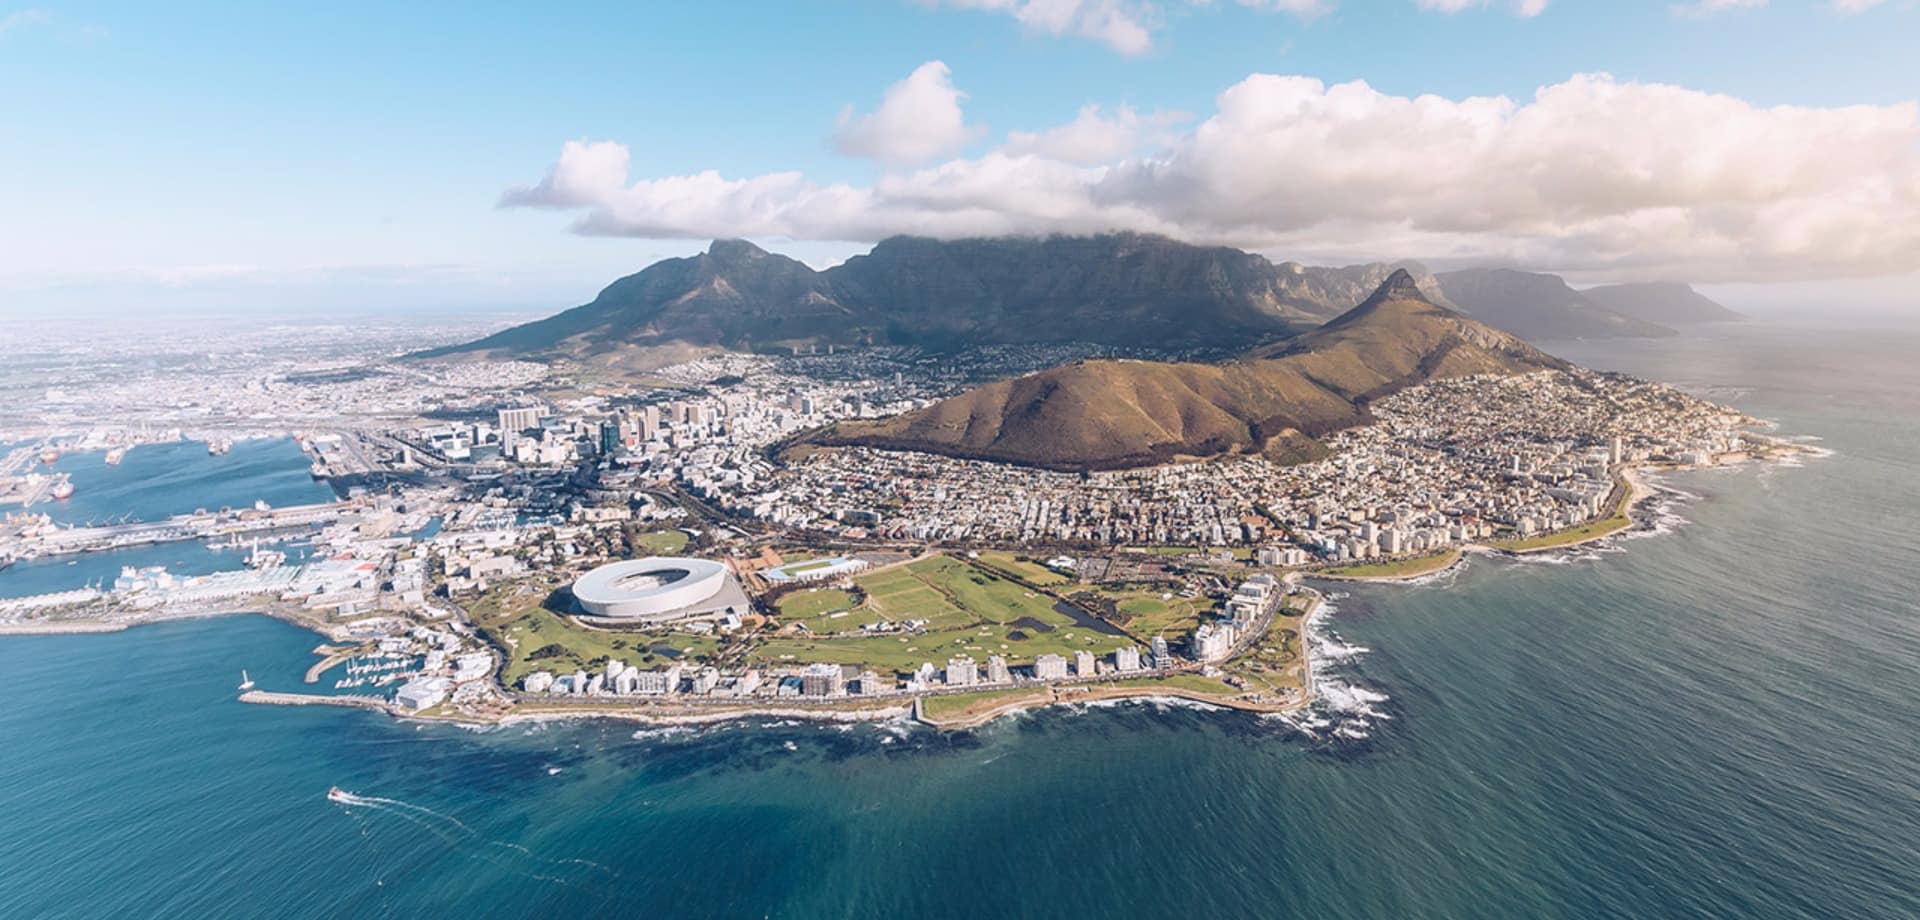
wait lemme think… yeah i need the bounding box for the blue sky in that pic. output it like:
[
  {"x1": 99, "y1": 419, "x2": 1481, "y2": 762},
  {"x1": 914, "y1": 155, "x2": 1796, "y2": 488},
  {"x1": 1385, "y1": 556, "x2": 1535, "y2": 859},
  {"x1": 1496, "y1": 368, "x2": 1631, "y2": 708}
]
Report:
[{"x1": 2, "y1": 0, "x2": 1916, "y2": 315}]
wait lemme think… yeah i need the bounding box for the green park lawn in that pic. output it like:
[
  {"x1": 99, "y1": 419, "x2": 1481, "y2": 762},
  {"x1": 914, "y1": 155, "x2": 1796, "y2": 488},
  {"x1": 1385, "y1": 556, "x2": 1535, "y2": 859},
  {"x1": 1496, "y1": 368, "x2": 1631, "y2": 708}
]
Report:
[
  {"x1": 744, "y1": 555, "x2": 1133, "y2": 674},
  {"x1": 632, "y1": 529, "x2": 690, "y2": 554},
  {"x1": 1318, "y1": 548, "x2": 1461, "y2": 579},
  {"x1": 974, "y1": 550, "x2": 1071, "y2": 586}
]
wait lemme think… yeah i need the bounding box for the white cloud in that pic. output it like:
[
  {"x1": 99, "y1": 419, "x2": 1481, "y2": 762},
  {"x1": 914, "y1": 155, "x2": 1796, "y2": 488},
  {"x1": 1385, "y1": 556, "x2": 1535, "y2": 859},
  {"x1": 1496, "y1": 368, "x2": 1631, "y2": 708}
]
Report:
[
  {"x1": 1001, "y1": 104, "x2": 1187, "y2": 164},
  {"x1": 0, "y1": 8, "x2": 51, "y2": 36},
  {"x1": 928, "y1": 0, "x2": 1565, "y2": 54},
  {"x1": 504, "y1": 73, "x2": 1920, "y2": 282},
  {"x1": 1672, "y1": 0, "x2": 1766, "y2": 17},
  {"x1": 1830, "y1": 0, "x2": 1886, "y2": 11},
  {"x1": 933, "y1": 0, "x2": 1159, "y2": 54},
  {"x1": 1231, "y1": 0, "x2": 1336, "y2": 17},
  {"x1": 832, "y1": 61, "x2": 980, "y2": 165},
  {"x1": 500, "y1": 140, "x2": 633, "y2": 209},
  {"x1": 1414, "y1": 0, "x2": 1550, "y2": 15}
]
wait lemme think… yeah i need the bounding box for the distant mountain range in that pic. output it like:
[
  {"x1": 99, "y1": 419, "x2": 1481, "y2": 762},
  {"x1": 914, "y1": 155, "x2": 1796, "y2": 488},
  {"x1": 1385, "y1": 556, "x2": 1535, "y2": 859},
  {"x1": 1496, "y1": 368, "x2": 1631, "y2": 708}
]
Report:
[
  {"x1": 1433, "y1": 268, "x2": 1678, "y2": 341},
  {"x1": 1580, "y1": 281, "x2": 1745, "y2": 325},
  {"x1": 419, "y1": 234, "x2": 1447, "y2": 365},
  {"x1": 422, "y1": 234, "x2": 1739, "y2": 366},
  {"x1": 797, "y1": 271, "x2": 1565, "y2": 471}
]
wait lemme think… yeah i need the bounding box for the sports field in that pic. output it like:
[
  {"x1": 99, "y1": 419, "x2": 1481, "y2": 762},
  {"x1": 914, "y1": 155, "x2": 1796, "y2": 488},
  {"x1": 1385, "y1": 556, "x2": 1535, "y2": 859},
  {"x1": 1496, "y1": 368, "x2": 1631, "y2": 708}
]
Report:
[{"x1": 747, "y1": 555, "x2": 1134, "y2": 674}]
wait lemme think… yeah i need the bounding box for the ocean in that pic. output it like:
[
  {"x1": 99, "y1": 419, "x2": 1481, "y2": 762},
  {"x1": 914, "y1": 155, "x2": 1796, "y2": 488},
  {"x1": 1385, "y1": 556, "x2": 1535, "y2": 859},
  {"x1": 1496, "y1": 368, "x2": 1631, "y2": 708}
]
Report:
[{"x1": 2, "y1": 320, "x2": 1916, "y2": 918}]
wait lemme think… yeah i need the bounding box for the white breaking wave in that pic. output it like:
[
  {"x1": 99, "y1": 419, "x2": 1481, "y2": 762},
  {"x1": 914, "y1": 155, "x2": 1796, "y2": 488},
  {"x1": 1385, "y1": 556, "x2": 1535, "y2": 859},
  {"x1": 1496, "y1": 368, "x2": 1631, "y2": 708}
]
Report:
[
  {"x1": 630, "y1": 725, "x2": 698, "y2": 742},
  {"x1": 1292, "y1": 598, "x2": 1392, "y2": 743}
]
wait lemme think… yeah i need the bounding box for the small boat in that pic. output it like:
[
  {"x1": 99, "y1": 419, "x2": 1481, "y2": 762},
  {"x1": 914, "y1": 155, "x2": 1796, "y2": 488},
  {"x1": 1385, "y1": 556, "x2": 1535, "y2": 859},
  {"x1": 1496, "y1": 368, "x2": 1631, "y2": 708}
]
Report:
[
  {"x1": 327, "y1": 786, "x2": 350, "y2": 803},
  {"x1": 104, "y1": 447, "x2": 126, "y2": 465},
  {"x1": 38, "y1": 449, "x2": 59, "y2": 464},
  {"x1": 50, "y1": 481, "x2": 74, "y2": 500},
  {"x1": 238, "y1": 670, "x2": 255, "y2": 691}
]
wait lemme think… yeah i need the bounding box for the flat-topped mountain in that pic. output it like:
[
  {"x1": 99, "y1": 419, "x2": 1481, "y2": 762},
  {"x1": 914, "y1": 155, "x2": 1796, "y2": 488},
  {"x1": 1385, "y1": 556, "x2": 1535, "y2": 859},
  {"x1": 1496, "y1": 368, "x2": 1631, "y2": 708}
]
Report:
[
  {"x1": 1434, "y1": 268, "x2": 1677, "y2": 341},
  {"x1": 1581, "y1": 281, "x2": 1743, "y2": 324},
  {"x1": 798, "y1": 270, "x2": 1565, "y2": 471},
  {"x1": 419, "y1": 234, "x2": 1446, "y2": 364}
]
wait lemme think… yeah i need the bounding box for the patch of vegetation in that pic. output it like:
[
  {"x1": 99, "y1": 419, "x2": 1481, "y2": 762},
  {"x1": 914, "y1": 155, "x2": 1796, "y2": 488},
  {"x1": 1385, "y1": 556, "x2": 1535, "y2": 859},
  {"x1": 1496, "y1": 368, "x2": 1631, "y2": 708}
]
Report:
[
  {"x1": 631, "y1": 529, "x2": 690, "y2": 554},
  {"x1": 920, "y1": 687, "x2": 1050, "y2": 722},
  {"x1": 1490, "y1": 484, "x2": 1634, "y2": 552},
  {"x1": 470, "y1": 583, "x2": 721, "y2": 685},
  {"x1": 974, "y1": 550, "x2": 1070, "y2": 586},
  {"x1": 744, "y1": 555, "x2": 1131, "y2": 673},
  {"x1": 1319, "y1": 548, "x2": 1460, "y2": 579},
  {"x1": 1074, "y1": 586, "x2": 1212, "y2": 640},
  {"x1": 1102, "y1": 673, "x2": 1239, "y2": 696},
  {"x1": 774, "y1": 587, "x2": 859, "y2": 630}
]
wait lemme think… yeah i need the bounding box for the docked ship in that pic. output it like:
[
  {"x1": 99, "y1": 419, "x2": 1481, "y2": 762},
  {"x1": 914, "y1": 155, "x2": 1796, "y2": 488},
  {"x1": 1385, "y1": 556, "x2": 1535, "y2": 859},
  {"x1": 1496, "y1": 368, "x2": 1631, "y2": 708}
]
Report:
[
  {"x1": 309, "y1": 460, "x2": 328, "y2": 479},
  {"x1": 38, "y1": 449, "x2": 59, "y2": 465},
  {"x1": 207, "y1": 439, "x2": 232, "y2": 456},
  {"x1": 104, "y1": 446, "x2": 126, "y2": 465},
  {"x1": 49, "y1": 480, "x2": 74, "y2": 500}
]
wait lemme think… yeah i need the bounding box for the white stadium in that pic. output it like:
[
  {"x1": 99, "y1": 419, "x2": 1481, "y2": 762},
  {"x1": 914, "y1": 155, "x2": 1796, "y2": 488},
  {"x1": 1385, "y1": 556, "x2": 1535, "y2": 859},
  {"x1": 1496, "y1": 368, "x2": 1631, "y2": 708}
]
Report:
[{"x1": 570, "y1": 557, "x2": 748, "y2": 624}]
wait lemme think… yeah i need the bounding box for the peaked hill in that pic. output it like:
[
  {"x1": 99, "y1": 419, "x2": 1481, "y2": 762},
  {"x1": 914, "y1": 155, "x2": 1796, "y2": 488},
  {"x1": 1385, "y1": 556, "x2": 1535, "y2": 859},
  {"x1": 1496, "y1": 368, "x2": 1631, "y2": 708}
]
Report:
[{"x1": 799, "y1": 271, "x2": 1564, "y2": 471}]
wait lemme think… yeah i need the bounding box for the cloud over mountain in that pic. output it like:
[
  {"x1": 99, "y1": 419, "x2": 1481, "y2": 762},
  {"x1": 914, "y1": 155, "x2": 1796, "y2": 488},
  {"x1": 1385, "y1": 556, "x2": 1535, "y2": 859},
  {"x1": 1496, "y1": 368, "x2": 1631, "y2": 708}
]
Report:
[
  {"x1": 832, "y1": 61, "x2": 980, "y2": 165},
  {"x1": 504, "y1": 71, "x2": 1920, "y2": 283}
]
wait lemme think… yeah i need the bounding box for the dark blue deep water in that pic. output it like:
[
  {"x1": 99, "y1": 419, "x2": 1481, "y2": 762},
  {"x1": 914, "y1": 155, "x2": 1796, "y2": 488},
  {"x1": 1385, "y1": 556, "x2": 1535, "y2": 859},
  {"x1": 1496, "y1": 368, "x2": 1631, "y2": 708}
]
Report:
[{"x1": 2, "y1": 322, "x2": 1916, "y2": 918}]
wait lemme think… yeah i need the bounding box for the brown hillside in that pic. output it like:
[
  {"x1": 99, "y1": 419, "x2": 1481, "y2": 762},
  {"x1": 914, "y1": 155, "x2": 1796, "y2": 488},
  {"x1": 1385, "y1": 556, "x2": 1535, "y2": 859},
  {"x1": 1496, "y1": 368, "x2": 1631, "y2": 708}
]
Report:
[{"x1": 801, "y1": 270, "x2": 1565, "y2": 471}]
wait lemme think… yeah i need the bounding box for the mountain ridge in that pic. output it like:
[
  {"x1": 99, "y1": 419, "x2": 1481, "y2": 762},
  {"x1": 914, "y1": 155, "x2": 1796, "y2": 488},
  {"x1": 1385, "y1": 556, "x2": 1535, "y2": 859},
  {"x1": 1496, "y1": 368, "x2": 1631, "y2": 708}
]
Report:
[
  {"x1": 797, "y1": 270, "x2": 1566, "y2": 471},
  {"x1": 419, "y1": 234, "x2": 1449, "y2": 364}
]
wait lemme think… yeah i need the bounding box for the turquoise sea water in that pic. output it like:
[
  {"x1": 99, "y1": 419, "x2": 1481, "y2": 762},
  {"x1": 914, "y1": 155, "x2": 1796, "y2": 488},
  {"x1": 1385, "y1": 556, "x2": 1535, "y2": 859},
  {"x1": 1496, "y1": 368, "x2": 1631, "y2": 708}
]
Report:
[{"x1": 2, "y1": 321, "x2": 1916, "y2": 918}]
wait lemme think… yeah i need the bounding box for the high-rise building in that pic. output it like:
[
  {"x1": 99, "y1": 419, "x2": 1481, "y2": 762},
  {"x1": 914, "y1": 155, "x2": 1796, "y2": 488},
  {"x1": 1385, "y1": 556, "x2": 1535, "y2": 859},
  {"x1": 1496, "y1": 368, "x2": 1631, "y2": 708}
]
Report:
[
  {"x1": 986, "y1": 655, "x2": 1010, "y2": 683},
  {"x1": 1074, "y1": 650, "x2": 1096, "y2": 677},
  {"x1": 498, "y1": 406, "x2": 541, "y2": 436},
  {"x1": 1151, "y1": 635, "x2": 1171, "y2": 668},
  {"x1": 1114, "y1": 646, "x2": 1141, "y2": 672},
  {"x1": 1033, "y1": 654, "x2": 1069, "y2": 681},
  {"x1": 802, "y1": 663, "x2": 844, "y2": 697},
  {"x1": 598, "y1": 421, "x2": 621, "y2": 456},
  {"x1": 1190, "y1": 623, "x2": 1234, "y2": 662},
  {"x1": 945, "y1": 656, "x2": 978, "y2": 687}
]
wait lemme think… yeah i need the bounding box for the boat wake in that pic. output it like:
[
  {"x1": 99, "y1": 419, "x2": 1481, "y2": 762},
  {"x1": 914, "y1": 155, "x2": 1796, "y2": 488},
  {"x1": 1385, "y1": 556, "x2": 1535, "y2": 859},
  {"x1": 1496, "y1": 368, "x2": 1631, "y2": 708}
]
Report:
[{"x1": 328, "y1": 787, "x2": 616, "y2": 884}]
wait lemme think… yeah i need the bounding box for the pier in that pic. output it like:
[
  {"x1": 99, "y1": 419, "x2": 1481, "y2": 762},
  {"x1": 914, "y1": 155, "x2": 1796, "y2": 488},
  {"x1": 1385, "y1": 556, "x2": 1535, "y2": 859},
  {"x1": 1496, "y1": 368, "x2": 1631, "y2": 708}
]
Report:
[
  {"x1": 238, "y1": 689, "x2": 393, "y2": 711},
  {"x1": 13, "y1": 500, "x2": 358, "y2": 558}
]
